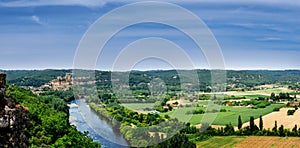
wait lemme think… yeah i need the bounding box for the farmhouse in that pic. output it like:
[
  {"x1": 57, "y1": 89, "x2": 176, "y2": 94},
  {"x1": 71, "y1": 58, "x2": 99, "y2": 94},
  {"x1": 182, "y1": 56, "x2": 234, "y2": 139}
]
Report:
[
  {"x1": 247, "y1": 104, "x2": 254, "y2": 108},
  {"x1": 290, "y1": 102, "x2": 299, "y2": 107}
]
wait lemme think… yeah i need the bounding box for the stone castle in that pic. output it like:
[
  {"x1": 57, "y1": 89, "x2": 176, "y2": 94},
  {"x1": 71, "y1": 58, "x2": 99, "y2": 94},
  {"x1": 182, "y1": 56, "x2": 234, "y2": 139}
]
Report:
[{"x1": 0, "y1": 73, "x2": 30, "y2": 148}]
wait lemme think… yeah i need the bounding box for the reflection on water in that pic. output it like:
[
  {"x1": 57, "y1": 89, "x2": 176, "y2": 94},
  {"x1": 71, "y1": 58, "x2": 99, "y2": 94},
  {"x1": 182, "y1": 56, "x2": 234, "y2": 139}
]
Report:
[{"x1": 69, "y1": 99, "x2": 129, "y2": 148}]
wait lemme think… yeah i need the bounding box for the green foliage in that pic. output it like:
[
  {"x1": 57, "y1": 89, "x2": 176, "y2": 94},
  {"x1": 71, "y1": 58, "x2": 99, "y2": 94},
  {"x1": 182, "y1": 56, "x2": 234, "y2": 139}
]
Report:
[
  {"x1": 278, "y1": 125, "x2": 285, "y2": 137},
  {"x1": 220, "y1": 109, "x2": 227, "y2": 112},
  {"x1": 6, "y1": 85, "x2": 100, "y2": 147},
  {"x1": 6, "y1": 70, "x2": 70, "y2": 87},
  {"x1": 287, "y1": 109, "x2": 295, "y2": 115},
  {"x1": 273, "y1": 107, "x2": 280, "y2": 111},
  {"x1": 181, "y1": 125, "x2": 198, "y2": 134},
  {"x1": 224, "y1": 123, "x2": 235, "y2": 135},
  {"x1": 194, "y1": 109, "x2": 205, "y2": 114},
  {"x1": 272, "y1": 121, "x2": 277, "y2": 133},
  {"x1": 249, "y1": 116, "x2": 259, "y2": 133},
  {"x1": 53, "y1": 130, "x2": 100, "y2": 148},
  {"x1": 40, "y1": 90, "x2": 75, "y2": 102},
  {"x1": 259, "y1": 115, "x2": 263, "y2": 131},
  {"x1": 238, "y1": 115, "x2": 242, "y2": 130},
  {"x1": 224, "y1": 95, "x2": 246, "y2": 100},
  {"x1": 150, "y1": 133, "x2": 196, "y2": 148}
]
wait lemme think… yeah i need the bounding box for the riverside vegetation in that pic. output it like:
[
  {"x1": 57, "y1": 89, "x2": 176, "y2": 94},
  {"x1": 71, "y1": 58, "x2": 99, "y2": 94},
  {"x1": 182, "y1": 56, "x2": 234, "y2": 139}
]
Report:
[{"x1": 3, "y1": 83, "x2": 100, "y2": 147}]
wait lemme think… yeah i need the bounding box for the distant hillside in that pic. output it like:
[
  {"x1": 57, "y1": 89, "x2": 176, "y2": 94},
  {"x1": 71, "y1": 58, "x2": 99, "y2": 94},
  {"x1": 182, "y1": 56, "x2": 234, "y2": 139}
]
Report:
[
  {"x1": 4, "y1": 69, "x2": 71, "y2": 87},
  {"x1": 4, "y1": 69, "x2": 300, "y2": 91}
]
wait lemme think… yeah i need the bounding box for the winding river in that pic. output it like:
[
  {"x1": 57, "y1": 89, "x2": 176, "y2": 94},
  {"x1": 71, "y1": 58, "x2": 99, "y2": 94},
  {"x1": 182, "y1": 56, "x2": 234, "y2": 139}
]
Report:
[{"x1": 69, "y1": 99, "x2": 129, "y2": 148}]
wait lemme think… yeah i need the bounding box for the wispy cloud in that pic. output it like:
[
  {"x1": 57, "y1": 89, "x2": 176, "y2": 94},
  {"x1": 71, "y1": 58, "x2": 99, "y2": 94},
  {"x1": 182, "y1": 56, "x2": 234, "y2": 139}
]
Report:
[
  {"x1": 256, "y1": 37, "x2": 284, "y2": 42},
  {"x1": 1, "y1": 0, "x2": 300, "y2": 8},
  {"x1": 31, "y1": 15, "x2": 43, "y2": 25},
  {"x1": 0, "y1": 0, "x2": 107, "y2": 8}
]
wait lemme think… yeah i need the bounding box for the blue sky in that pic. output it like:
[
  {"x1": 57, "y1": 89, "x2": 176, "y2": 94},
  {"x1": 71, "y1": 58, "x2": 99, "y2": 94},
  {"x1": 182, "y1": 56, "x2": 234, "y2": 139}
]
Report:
[{"x1": 0, "y1": 0, "x2": 300, "y2": 70}]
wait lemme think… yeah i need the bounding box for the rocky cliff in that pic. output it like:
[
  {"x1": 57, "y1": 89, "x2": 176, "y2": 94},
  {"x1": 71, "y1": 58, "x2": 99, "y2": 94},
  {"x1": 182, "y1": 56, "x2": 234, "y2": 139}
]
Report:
[{"x1": 0, "y1": 73, "x2": 30, "y2": 148}]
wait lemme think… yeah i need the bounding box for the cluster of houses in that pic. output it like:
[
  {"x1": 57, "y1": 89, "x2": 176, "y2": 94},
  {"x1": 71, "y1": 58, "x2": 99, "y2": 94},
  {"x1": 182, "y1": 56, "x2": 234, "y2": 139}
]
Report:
[{"x1": 29, "y1": 73, "x2": 73, "y2": 94}]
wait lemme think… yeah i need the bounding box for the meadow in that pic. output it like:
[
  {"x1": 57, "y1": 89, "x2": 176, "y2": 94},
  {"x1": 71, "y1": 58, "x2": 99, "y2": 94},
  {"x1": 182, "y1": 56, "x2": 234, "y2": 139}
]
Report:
[{"x1": 162, "y1": 104, "x2": 284, "y2": 126}]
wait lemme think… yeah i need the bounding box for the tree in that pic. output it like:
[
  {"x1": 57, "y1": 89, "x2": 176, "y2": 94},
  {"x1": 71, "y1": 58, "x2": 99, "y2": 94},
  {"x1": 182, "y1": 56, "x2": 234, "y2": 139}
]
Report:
[
  {"x1": 250, "y1": 116, "x2": 255, "y2": 131},
  {"x1": 259, "y1": 115, "x2": 263, "y2": 130},
  {"x1": 279, "y1": 125, "x2": 285, "y2": 137},
  {"x1": 249, "y1": 116, "x2": 259, "y2": 134},
  {"x1": 271, "y1": 92, "x2": 275, "y2": 99},
  {"x1": 292, "y1": 124, "x2": 298, "y2": 136},
  {"x1": 224, "y1": 123, "x2": 235, "y2": 135},
  {"x1": 238, "y1": 115, "x2": 242, "y2": 130},
  {"x1": 272, "y1": 120, "x2": 277, "y2": 133}
]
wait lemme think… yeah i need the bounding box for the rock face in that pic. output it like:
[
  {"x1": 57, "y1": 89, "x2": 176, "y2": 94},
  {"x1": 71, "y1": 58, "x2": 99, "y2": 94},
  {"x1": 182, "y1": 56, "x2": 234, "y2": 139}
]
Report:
[
  {"x1": 0, "y1": 73, "x2": 6, "y2": 110},
  {"x1": 0, "y1": 74, "x2": 30, "y2": 148}
]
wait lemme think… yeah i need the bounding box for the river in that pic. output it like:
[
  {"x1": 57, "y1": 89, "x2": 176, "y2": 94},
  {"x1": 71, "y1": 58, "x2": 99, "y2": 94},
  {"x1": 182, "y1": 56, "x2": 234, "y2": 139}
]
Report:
[{"x1": 69, "y1": 99, "x2": 129, "y2": 148}]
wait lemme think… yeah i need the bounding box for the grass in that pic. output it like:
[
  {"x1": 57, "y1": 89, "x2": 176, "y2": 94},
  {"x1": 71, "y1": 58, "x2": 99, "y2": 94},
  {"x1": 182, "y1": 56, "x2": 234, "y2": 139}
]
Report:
[
  {"x1": 162, "y1": 104, "x2": 284, "y2": 126},
  {"x1": 195, "y1": 136, "x2": 247, "y2": 148},
  {"x1": 243, "y1": 95, "x2": 269, "y2": 99}
]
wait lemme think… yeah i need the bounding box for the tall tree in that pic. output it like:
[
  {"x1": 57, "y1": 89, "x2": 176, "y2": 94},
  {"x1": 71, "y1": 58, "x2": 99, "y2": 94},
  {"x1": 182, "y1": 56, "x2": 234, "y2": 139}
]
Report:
[
  {"x1": 272, "y1": 120, "x2": 277, "y2": 133},
  {"x1": 292, "y1": 124, "x2": 298, "y2": 136},
  {"x1": 238, "y1": 115, "x2": 242, "y2": 130},
  {"x1": 249, "y1": 116, "x2": 255, "y2": 131},
  {"x1": 259, "y1": 115, "x2": 263, "y2": 130},
  {"x1": 279, "y1": 125, "x2": 285, "y2": 137}
]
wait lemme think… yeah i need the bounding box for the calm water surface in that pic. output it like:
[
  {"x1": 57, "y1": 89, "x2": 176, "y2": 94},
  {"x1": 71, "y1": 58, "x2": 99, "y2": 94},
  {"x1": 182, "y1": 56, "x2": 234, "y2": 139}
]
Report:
[{"x1": 69, "y1": 99, "x2": 129, "y2": 148}]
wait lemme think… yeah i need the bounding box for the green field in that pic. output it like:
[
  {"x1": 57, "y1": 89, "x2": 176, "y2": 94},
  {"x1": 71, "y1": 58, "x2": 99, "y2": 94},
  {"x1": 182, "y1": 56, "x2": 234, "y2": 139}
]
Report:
[
  {"x1": 243, "y1": 94, "x2": 269, "y2": 99},
  {"x1": 162, "y1": 104, "x2": 284, "y2": 126},
  {"x1": 122, "y1": 103, "x2": 154, "y2": 111},
  {"x1": 195, "y1": 136, "x2": 247, "y2": 148}
]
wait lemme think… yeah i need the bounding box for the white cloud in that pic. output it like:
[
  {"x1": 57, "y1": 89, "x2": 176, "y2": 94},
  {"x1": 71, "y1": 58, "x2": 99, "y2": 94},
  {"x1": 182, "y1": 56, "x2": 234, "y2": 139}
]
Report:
[{"x1": 31, "y1": 15, "x2": 43, "y2": 25}]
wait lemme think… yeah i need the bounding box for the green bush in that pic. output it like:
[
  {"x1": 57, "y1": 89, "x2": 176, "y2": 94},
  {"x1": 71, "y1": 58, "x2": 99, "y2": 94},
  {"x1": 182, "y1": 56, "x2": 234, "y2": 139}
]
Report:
[
  {"x1": 194, "y1": 109, "x2": 205, "y2": 114},
  {"x1": 220, "y1": 109, "x2": 227, "y2": 112},
  {"x1": 287, "y1": 109, "x2": 295, "y2": 115},
  {"x1": 273, "y1": 107, "x2": 280, "y2": 111}
]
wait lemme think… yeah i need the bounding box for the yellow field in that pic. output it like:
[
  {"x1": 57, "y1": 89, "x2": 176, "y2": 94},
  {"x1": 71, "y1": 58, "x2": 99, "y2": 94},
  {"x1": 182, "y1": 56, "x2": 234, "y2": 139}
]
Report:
[
  {"x1": 224, "y1": 87, "x2": 292, "y2": 97},
  {"x1": 197, "y1": 136, "x2": 300, "y2": 148},
  {"x1": 235, "y1": 136, "x2": 300, "y2": 148},
  {"x1": 196, "y1": 136, "x2": 247, "y2": 148},
  {"x1": 242, "y1": 108, "x2": 300, "y2": 129}
]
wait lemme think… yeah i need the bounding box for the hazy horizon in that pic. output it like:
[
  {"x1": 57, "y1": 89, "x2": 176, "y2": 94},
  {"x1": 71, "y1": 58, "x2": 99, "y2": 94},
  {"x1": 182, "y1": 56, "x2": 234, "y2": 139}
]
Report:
[{"x1": 1, "y1": 68, "x2": 300, "y2": 71}]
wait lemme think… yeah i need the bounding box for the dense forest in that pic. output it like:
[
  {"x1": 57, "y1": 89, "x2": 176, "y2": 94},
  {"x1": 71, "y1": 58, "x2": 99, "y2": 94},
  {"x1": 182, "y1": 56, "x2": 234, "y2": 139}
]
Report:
[{"x1": 5, "y1": 70, "x2": 71, "y2": 87}]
